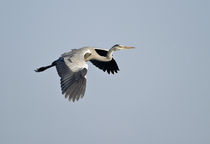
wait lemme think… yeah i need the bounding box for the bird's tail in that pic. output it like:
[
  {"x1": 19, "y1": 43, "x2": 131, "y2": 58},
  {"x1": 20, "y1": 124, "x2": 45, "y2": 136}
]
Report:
[{"x1": 35, "y1": 61, "x2": 56, "y2": 72}]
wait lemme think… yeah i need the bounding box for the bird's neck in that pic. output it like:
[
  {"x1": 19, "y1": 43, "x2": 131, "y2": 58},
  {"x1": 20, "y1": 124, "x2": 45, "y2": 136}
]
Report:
[
  {"x1": 88, "y1": 47, "x2": 115, "y2": 62},
  {"x1": 93, "y1": 48, "x2": 114, "y2": 62},
  {"x1": 106, "y1": 47, "x2": 115, "y2": 60}
]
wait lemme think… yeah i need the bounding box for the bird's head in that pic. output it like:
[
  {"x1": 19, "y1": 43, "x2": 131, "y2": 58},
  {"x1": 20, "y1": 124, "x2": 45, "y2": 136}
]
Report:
[{"x1": 111, "y1": 44, "x2": 135, "y2": 51}]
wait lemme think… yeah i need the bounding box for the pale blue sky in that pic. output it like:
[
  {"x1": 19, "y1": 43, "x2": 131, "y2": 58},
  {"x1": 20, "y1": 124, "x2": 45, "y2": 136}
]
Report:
[{"x1": 0, "y1": 0, "x2": 210, "y2": 144}]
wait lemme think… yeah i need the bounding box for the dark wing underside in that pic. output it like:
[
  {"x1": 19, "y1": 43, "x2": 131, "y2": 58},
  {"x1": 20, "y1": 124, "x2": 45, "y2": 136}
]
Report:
[{"x1": 90, "y1": 49, "x2": 120, "y2": 74}]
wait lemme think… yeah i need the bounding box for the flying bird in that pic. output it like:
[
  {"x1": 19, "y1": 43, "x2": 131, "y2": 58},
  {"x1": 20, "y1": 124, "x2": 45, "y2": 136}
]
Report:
[{"x1": 35, "y1": 44, "x2": 134, "y2": 102}]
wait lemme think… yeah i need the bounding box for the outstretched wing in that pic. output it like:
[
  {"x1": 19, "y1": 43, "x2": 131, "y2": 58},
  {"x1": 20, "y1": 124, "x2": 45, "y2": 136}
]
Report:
[
  {"x1": 90, "y1": 49, "x2": 120, "y2": 74},
  {"x1": 55, "y1": 57, "x2": 87, "y2": 102}
]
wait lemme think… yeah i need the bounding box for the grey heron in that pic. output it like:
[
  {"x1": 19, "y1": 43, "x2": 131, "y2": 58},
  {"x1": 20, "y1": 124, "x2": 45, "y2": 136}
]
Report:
[{"x1": 35, "y1": 44, "x2": 134, "y2": 102}]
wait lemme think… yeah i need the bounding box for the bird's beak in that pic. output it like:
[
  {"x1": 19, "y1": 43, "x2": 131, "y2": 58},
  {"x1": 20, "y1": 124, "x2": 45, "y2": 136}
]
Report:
[{"x1": 122, "y1": 46, "x2": 135, "y2": 49}]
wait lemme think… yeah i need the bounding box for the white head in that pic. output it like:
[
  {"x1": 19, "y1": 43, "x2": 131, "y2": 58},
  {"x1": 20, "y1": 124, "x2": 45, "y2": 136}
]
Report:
[{"x1": 111, "y1": 44, "x2": 135, "y2": 51}]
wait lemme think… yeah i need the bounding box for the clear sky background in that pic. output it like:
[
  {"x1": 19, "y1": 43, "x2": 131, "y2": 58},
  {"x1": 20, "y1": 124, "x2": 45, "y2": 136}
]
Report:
[{"x1": 0, "y1": 0, "x2": 209, "y2": 144}]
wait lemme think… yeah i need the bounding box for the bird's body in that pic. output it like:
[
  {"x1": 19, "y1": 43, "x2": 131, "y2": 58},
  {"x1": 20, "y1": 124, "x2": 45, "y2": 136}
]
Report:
[
  {"x1": 61, "y1": 47, "x2": 91, "y2": 72},
  {"x1": 35, "y1": 44, "x2": 134, "y2": 102}
]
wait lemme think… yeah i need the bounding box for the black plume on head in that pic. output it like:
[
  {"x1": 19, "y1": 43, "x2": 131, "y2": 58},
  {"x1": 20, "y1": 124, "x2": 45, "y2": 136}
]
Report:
[{"x1": 112, "y1": 44, "x2": 120, "y2": 48}]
